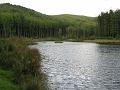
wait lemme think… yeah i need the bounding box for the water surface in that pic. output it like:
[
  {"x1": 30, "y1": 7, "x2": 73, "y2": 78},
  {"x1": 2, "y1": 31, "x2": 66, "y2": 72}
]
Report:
[{"x1": 32, "y1": 42, "x2": 120, "y2": 90}]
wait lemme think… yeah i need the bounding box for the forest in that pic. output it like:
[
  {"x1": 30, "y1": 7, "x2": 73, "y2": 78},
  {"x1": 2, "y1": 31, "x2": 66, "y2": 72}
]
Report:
[
  {"x1": 0, "y1": 3, "x2": 120, "y2": 40},
  {"x1": 97, "y1": 10, "x2": 120, "y2": 39},
  {"x1": 0, "y1": 3, "x2": 96, "y2": 40}
]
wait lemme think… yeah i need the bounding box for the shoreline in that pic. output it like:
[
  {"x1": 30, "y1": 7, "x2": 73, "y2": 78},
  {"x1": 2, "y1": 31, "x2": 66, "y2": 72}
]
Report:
[
  {"x1": 28, "y1": 38, "x2": 120, "y2": 45},
  {"x1": 84, "y1": 40, "x2": 120, "y2": 45}
]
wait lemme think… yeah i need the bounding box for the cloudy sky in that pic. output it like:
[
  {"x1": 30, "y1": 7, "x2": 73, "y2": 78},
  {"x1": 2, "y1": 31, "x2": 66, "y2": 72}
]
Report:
[{"x1": 0, "y1": 0, "x2": 120, "y2": 16}]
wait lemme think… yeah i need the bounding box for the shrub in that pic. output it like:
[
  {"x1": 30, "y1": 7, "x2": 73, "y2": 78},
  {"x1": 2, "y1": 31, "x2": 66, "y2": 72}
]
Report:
[{"x1": 0, "y1": 38, "x2": 47, "y2": 90}]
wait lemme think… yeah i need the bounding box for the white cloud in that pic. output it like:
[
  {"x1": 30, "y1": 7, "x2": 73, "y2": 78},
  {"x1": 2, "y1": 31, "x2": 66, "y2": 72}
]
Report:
[{"x1": 0, "y1": 0, "x2": 120, "y2": 16}]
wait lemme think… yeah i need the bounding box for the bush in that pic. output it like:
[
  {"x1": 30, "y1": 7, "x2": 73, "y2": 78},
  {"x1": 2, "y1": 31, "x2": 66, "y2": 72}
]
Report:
[
  {"x1": 0, "y1": 39, "x2": 16, "y2": 69},
  {"x1": 0, "y1": 38, "x2": 47, "y2": 90}
]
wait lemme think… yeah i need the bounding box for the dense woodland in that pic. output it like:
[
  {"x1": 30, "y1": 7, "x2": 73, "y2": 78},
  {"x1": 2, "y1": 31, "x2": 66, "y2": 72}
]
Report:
[
  {"x1": 0, "y1": 3, "x2": 96, "y2": 40},
  {"x1": 0, "y1": 3, "x2": 120, "y2": 40},
  {"x1": 98, "y1": 10, "x2": 120, "y2": 39}
]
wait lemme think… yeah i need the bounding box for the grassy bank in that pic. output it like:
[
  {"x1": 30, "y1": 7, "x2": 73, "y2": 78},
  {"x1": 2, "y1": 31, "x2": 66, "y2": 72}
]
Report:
[
  {"x1": 0, "y1": 38, "x2": 47, "y2": 90},
  {"x1": 26, "y1": 38, "x2": 120, "y2": 45},
  {"x1": 24, "y1": 38, "x2": 84, "y2": 43},
  {"x1": 23, "y1": 38, "x2": 120, "y2": 45},
  {"x1": 0, "y1": 67, "x2": 19, "y2": 90},
  {"x1": 84, "y1": 39, "x2": 120, "y2": 45}
]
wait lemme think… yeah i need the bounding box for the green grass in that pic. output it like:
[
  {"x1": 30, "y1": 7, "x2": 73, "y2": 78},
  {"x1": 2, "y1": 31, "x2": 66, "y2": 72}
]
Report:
[{"x1": 0, "y1": 68, "x2": 19, "y2": 90}]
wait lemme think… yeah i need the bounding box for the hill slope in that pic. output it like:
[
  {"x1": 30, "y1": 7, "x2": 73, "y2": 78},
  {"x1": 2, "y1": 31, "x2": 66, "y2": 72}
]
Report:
[
  {"x1": 53, "y1": 14, "x2": 97, "y2": 38},
  {"x1": 53, "y1": 14, "x2": 96, "y2": 27}
]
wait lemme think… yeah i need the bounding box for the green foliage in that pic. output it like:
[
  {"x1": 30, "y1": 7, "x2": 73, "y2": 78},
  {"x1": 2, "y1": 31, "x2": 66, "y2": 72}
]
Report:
[
  {"x1": 0, "y1": 38, "x2": 47, "y2": 90},
  {"x1": 97, "y1": 9, "x2": 120, "y2": 38},
  {"x1": 0, "y1": 3, "x2": 97, "y2": 40},
  {"x1": 0, "y1": 68, "x2": 19, "y2": 90},
  {"x1": 0, "y1": 40, "x2": 15, "y2": 69},
  {"x1": 53, "y1": 14, "x2": 96, "y2": 28}
]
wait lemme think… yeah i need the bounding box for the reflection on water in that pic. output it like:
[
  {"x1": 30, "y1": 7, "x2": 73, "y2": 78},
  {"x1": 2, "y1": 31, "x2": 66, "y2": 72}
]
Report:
[{"x1": 31, "y1": 42, "x2": 120, "y2": 90}]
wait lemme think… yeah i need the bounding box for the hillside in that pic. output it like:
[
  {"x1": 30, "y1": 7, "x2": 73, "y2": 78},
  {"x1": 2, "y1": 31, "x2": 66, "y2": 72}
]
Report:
[
  {"x1": 0, "y1": 3, "x2": 97, "y2": 39},
  {"x1": 0, "y1": 3, "x2": 48, "y2": 18},
  {"x1": 53, "y1": 14, "x2": 97, "y2": 38},
  {"x1": 53, "y1": 14, "x2": 96, "y2": 27}
]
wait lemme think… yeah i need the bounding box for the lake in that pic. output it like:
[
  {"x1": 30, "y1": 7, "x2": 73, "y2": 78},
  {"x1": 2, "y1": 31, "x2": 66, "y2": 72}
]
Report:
[{"x1": 31, "y1": 42, "x2": 120, "y2": 90}]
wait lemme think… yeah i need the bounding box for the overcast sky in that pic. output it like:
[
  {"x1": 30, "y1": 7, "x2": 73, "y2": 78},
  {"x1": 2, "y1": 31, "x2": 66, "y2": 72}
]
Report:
[{"x1": 0, "y1": 0, "x2": 120, "y2": 16}]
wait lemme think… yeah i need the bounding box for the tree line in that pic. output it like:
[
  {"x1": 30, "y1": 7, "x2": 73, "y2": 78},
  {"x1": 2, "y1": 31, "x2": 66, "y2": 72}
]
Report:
[{"x1": 97, "y1": 10, "x2": 120, "y2": 39}]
